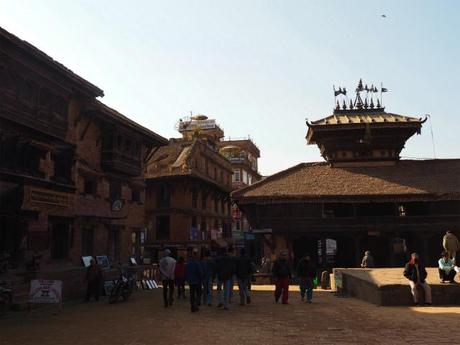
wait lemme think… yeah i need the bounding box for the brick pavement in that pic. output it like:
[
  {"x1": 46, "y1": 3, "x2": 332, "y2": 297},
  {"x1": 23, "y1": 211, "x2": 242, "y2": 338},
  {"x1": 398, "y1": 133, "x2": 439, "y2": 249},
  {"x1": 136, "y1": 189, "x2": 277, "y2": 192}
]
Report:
[{"x1": 0, "y1": 286, "x2": 458, "y2": 345}]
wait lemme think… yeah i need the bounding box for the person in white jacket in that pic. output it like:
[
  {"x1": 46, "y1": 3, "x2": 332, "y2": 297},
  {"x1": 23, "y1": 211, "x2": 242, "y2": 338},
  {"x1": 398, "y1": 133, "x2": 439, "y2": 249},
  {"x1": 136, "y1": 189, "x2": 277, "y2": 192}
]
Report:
[
  {"x1": 159, "y1": 249, "x2": 176, "y2": 307},
  {"x1": 438, "y1": 251, "x2": 457, "y2": 283}
]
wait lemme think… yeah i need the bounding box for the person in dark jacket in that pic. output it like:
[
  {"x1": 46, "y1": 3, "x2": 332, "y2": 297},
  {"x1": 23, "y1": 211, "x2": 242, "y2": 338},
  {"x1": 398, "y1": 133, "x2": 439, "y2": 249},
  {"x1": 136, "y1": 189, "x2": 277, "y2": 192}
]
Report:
[
  {"x1": 85, "y1": 259, "x2": 102, "y2": 302},
  {"x1": 174, "y1": 257, "x2": 186, "y2": 299},
  {"x1": 235, "y1": 248, "x2": 253, "y2": 305},
  {"x1": 201, "y1": 250, "x2": 215, "y2": 306},
  {"x1": 272, "y1": 250, "x2": 291, "y2": 304},
  {"x1": 186, "y1": 250, "x2": 203, "y2": 312},
  {"x1": 296, "y1": 253, "x2": 315, "y2": 303},
  {"x1": 403, "y1": 252, "x2": 432, "y2": 305},
  {"x1": 215, "y1": 248, "x2": 235, "y2": 310}
]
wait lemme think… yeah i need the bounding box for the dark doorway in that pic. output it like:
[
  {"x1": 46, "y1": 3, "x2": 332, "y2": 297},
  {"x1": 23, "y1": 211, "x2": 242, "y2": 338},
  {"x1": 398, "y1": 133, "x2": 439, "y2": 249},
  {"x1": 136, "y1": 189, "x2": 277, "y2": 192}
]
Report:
[
  {"x1": 50, "y1": 220, "x2": 70, "y2": 259},
  {"x1": 293, "y1": 236, "x2": 320, "y2": 267},
  {"x1": 359, "y1": 235, "x2": 389, "y2": 267}
]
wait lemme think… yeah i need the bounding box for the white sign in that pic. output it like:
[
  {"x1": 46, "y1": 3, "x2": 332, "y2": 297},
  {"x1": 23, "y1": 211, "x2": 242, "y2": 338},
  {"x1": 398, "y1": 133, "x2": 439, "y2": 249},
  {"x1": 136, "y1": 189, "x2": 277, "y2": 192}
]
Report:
[
  {"x1": 326, "y1": 239, "x2": 337, "y2": 255},
  {"x1": 179, "y1": 119, "x2": 216, "y2": 131},
  {"x1": 29, "y1": 279, "x2": 62, "y2": 304}
]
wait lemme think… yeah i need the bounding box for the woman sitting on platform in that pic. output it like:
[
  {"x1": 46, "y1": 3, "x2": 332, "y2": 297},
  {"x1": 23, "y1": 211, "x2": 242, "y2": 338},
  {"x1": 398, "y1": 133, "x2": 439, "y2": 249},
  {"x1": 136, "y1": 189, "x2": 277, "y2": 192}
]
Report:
[
  {"x1": 438, "y1": 251, "x2": 457, "y2": 283},
  {"x1": 403, "y1": 253, "x2": 432, "y2": 306}
]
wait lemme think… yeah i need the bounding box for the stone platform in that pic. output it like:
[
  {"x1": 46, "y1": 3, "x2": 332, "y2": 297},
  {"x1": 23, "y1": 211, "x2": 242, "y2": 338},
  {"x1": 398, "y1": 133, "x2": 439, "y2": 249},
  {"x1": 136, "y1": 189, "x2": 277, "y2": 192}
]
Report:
[{"x1": 334, "y1": 267, "x2": 460, "y2": 306}]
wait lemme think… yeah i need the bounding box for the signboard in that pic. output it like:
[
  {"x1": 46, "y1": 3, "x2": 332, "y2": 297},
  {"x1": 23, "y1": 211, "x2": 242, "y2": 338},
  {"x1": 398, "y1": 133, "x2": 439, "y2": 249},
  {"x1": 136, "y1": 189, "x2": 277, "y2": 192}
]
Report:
[
  {"x1": 96, "y1": 255, "x2": 110, "y2": 268},
  {"x1": 179, "y1": 119, "x2": 216, "y2": 131},
  {"x1": 190, "y1": 227, "x2": 198, "y2": 241},
  {"x1": 30, "y1": 188, "x2": 71, "y2": 207},
  {"x1": 244, "y1": 233, "x2": 255, "y2": 241},
  {"x1": 325, "y1": 239, "x2": 337, "y2": 255},
  {"x1": 82, "y1": 256, "x2": 93, "y2": 267},
  {"x1": 29, "y1": 279, "x2": 62, "y2": 304},
  {"x1": 251, "y1": 228, "x2": 272, "y2": 234}
]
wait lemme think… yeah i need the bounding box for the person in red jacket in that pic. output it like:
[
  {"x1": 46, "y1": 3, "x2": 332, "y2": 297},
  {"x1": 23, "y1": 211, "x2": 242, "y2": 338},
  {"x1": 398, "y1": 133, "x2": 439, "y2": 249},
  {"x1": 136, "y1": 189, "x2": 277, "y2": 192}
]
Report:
[
  {"x1": 272, "y1": 251, "x2": 291, "y2": 304},
  {"x1": 174, "y1": 257, "x2": 186, "y2": 299}
]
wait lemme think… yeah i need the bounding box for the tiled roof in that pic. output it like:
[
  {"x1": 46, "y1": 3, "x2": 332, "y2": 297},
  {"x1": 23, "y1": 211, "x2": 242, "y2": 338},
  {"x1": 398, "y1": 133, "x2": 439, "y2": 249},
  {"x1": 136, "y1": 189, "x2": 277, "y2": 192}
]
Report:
[
  {"x1": 145, "y1": 139, "x2": 233, "y2": 191},
  {"x1": 146, "y1": 139, "x2": 194, "y2": 178},
  {"x1": 309, "y1": 111, "x2": 424, "y2": 126},
  {"x1": 0, "y1": 26, "x2": 103, "y2": 97},
  {"x1": 232, "y1": 159, "x2": 460, "y2": 202},
  {"x1": 94, "y1": 100, "x2": 168, "y2": 144}
]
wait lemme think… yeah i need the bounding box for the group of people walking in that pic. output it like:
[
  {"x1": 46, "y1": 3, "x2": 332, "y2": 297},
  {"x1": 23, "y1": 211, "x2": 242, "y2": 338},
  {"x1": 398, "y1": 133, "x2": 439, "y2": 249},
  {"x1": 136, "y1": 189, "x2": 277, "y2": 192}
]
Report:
[
  {"x1": 158, "y1": 230, "x2": 458, "y2": 310},
  {"x1": 159, "y1": 247, "x2": 254, "y2": 312}
]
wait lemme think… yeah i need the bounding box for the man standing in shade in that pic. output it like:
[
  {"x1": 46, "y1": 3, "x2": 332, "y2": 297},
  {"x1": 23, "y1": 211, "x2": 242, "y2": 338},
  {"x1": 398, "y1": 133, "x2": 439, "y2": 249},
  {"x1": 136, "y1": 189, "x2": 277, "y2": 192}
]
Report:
[
  {"x1": 201, "y1": 250, "x2": 215, "y2": 306},
  {"x1": 85, "y1": 259, "x2": 102, "y2": 302},
  {"x1": 159, "y1": 249, "x2": 176, "y2": 308},
  {"x1": 272, "y1": 250, "x2": 291, "y2": 304},
  {"x1": 215, "y1": 248, "x2": 235, "y2": 310},
  {"x1": 186, "y1": 249, "x2": 203, "y2": 313},
  {"x1": 235, "y1": 248, "x2": 253, "y2": 306},
  {"x1": 296, "y1": 253, "x2": 316, "y2": 303}
]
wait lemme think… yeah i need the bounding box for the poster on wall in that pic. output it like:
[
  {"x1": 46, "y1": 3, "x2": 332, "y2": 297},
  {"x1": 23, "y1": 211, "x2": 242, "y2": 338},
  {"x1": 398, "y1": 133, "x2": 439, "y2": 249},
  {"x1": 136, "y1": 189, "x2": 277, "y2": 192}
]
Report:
[{"x1": 29, "y1": 279, "x2": 62, "y2": 304}]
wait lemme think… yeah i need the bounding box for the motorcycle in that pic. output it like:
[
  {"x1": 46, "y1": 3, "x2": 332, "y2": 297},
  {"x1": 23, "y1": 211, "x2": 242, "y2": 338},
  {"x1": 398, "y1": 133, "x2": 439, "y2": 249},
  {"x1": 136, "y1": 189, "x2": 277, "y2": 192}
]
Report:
[
  {"x1": 0, "y1": 281, "x2": 12, "y2": 316},
  {"x1": 108, "y1": 271, "x2": 136, "y2": 304}
]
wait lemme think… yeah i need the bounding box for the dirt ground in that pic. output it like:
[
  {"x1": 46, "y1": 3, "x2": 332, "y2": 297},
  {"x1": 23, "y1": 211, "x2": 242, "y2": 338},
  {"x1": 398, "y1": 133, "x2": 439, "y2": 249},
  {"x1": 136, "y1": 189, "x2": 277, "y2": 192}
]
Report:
[{"x1": 1, "y1": 285, "x2": 458, "y2": 345}]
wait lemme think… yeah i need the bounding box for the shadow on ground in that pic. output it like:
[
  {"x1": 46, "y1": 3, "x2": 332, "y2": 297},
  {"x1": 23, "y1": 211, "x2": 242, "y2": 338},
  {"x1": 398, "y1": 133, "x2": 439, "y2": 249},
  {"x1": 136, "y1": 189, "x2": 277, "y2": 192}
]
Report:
[{"x1": 1, "y1": 286, "x2": 458, "y2": 345}]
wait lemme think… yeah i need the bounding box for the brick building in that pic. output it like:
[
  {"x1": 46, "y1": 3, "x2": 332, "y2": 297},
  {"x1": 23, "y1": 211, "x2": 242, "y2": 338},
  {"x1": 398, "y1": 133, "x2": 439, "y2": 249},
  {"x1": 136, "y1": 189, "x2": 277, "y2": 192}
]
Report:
[
  {"x1": 0, "y1": 27, "x2": 167, "y2": 272},
  {"x1": 145, "y1": 115, "x2": 233, "y2": 259},
  {"x1": 218, "y1": 139, "x2": 261, "y2": 254},
  {"x1": 233, "y1": 81, "x2": 460, "y2": 267}
]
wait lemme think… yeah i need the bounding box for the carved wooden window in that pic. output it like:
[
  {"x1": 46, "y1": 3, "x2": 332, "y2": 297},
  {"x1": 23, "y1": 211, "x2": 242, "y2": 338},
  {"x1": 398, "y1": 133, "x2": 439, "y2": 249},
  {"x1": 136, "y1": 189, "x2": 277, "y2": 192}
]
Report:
[
  {"x1": 110, "y1": 179, "x2": 122, "y2": 200},
  {"x1": 214, "y1": 196, "x2": 219, "y2": 213},
  {"x1": 201, "y1": 192, "x2": 207, "y2": 210},
  {"x1": 192, "y1": 189, "x2": 198, "y2": 208},
  {"x1": 157, "y1": 185, "x2": 170, "y2": 208},
  {"x1": 83, "y1": 177, "x2": 97, "y2": 195},
  {"x1": 131, "y1": 188, "x2": 141, "y2": 202},
  {"x1": 81, "y1": 228, "x2": 94, "y2": 256}
]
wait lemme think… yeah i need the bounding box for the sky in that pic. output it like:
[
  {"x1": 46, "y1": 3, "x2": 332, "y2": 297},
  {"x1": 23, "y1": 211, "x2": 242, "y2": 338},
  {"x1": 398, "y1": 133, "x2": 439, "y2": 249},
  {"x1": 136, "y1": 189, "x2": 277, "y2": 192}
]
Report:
[{"x1": 1, "y1": 0, "x2": 459, "y2": 175}]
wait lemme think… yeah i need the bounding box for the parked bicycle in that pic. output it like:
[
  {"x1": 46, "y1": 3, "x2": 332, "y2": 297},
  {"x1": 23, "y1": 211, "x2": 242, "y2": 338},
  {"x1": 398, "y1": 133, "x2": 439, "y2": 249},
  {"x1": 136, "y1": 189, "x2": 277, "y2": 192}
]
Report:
[{"x1": 108, "y1": 269, "x2": 136, "y2": 304}]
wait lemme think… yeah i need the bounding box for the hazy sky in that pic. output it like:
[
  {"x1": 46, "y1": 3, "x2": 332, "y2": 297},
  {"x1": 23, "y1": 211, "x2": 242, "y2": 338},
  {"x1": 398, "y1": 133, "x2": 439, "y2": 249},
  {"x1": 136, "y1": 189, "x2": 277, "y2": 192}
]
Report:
[{"x1": 1, "y1": 0, "x2": 459, "y2": 175}]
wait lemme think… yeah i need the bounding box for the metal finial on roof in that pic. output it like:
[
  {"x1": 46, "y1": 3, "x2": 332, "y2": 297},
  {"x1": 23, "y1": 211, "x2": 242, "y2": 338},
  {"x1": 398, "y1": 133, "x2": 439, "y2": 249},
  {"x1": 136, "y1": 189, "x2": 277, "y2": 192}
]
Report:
[
  {"x1": 349, "y1": 99, "x2": 353, "y2": 110},
  {"x1": 342, "y1": 100, "x2": 347, "y2": 110},
  {"x1": 335, "y1": 101, "x2": 340, "y2": 111},
  {"x1": 370, "y1": 98, "x2": 375, "y2": 108},
  {"x1": 376, "y1": 98, "x2": 381, "y2": 108},
  {"x1": 364, "y1": 98, "x2": 368, "y2": 109},
  {"x1": 357, "y1": 79, "x2": 363, "y2": 91}
]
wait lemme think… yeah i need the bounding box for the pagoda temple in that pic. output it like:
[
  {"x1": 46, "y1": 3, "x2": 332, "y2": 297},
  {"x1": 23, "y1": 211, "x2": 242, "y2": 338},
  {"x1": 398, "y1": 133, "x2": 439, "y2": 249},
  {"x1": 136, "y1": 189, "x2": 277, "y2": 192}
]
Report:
[{"x1": 233, "y1": 80, "x2": 460, "y2": 268}]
